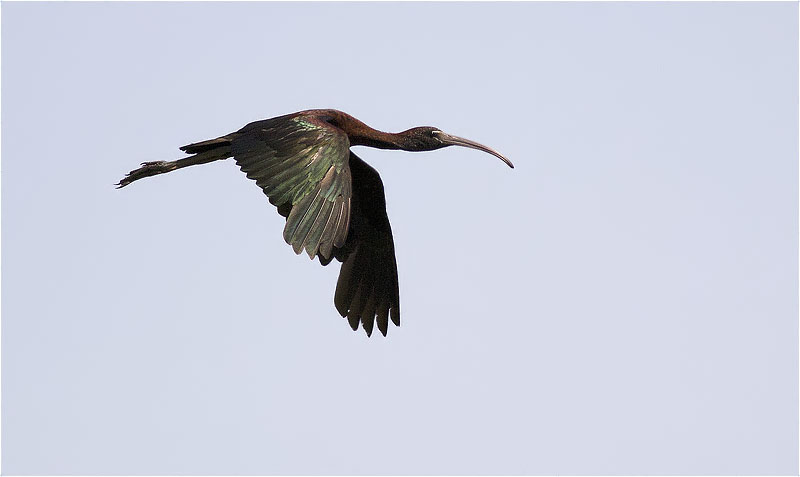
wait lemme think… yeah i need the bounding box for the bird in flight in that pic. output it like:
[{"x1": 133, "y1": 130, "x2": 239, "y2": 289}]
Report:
[{"x1": 117, "y1": 109, "x2": 513, "y2": 336}]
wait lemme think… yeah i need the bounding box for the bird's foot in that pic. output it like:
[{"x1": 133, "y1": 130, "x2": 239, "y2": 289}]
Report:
[{"x1": 116, "y1": 161, "x2": 175, "y2": 188}]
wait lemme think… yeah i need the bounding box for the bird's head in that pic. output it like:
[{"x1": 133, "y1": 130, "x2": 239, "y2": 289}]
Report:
[{"x1": 398, "y1": 127, "x2": 514, "y2": 168}]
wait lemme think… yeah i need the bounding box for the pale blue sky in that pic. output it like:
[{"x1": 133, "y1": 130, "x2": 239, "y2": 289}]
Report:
[{"x1": 2, "y1": 2, "x2": 797, "y2": 475}]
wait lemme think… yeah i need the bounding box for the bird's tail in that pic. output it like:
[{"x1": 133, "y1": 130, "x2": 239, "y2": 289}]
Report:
[{"x1": 116, "y1": 137, "x2": 234, "y2": 188}]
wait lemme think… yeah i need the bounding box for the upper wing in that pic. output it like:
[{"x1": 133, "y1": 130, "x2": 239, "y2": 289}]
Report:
[
  {"x1": 229, "y1": 115, "x2": 352, "y2": 260},
  {"x1": 330, "y1": 152, "x2": 400, "y2": 337}
]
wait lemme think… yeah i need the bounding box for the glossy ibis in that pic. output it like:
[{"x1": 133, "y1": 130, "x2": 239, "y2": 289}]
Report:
[{"x1": 117, "y1": 109, "x2": 513, "y2": 337}]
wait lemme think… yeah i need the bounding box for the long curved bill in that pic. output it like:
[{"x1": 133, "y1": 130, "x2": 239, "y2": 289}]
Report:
[{"x1": 433, "y1": 131, "x2": 514, "y2": 168}]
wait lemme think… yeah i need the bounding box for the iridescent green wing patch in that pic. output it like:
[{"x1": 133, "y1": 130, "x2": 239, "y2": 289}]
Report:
[{"x1": 231, "y1": 116, "x2": 352, "y2": 260}]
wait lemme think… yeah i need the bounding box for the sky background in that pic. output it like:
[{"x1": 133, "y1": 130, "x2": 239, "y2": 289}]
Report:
[{"x1": 2, "y1": 2, "x2": 797, "y2": 475}]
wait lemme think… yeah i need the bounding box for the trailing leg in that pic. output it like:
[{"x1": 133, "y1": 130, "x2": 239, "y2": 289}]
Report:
[{"x1": 116, "y1": 142, "x2": 232, "y2": 188}]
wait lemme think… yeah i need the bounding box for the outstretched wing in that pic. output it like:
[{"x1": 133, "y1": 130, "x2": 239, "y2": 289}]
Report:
[
  {"x1": 330, "y1": 152, "x2": 400, "y2": 337},
  {"x1": 222, "y1": 115, "x2": 352, "y2": 260}
]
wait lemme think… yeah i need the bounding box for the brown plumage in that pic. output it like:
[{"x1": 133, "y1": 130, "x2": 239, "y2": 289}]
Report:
[{"x1": 117, "y1": 109, "x2": 513, "y2": 336}]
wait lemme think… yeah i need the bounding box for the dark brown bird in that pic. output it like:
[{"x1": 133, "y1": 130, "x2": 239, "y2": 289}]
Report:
[{"x1": 117, "y1": 109, "x2": 513, "y2": 337}]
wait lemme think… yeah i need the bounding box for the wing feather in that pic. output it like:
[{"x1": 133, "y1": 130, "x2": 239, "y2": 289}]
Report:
[
  {"x1": 334, "y1": 197, "x2": 351, "y2": 247},
  {"x1": 285, "y1": 188, "x2": 323, "y2": 253},
  {"x1": 291, "y1": 190, "x2": 327, "y2": 254},
  {"x1": 376, "y1": 298, "x2": 390, "y2": 336},
  {"x1": 319, "y1": 196, "x2": 343, "y2": 259},
  {"x1": 361, "y1": 287, "x2": 380, "y2": 336},
  {"x1": 303, "y1": 200, "x2": 334, "y2": 258}
]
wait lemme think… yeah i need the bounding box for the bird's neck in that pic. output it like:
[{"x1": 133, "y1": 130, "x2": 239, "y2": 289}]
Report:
[
  {"x1": 324, "y1": 110, "x2": 403, "y2": 150},
  {"x1": 350, "y1": 130, "x2": 403, "y2": 150}
]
